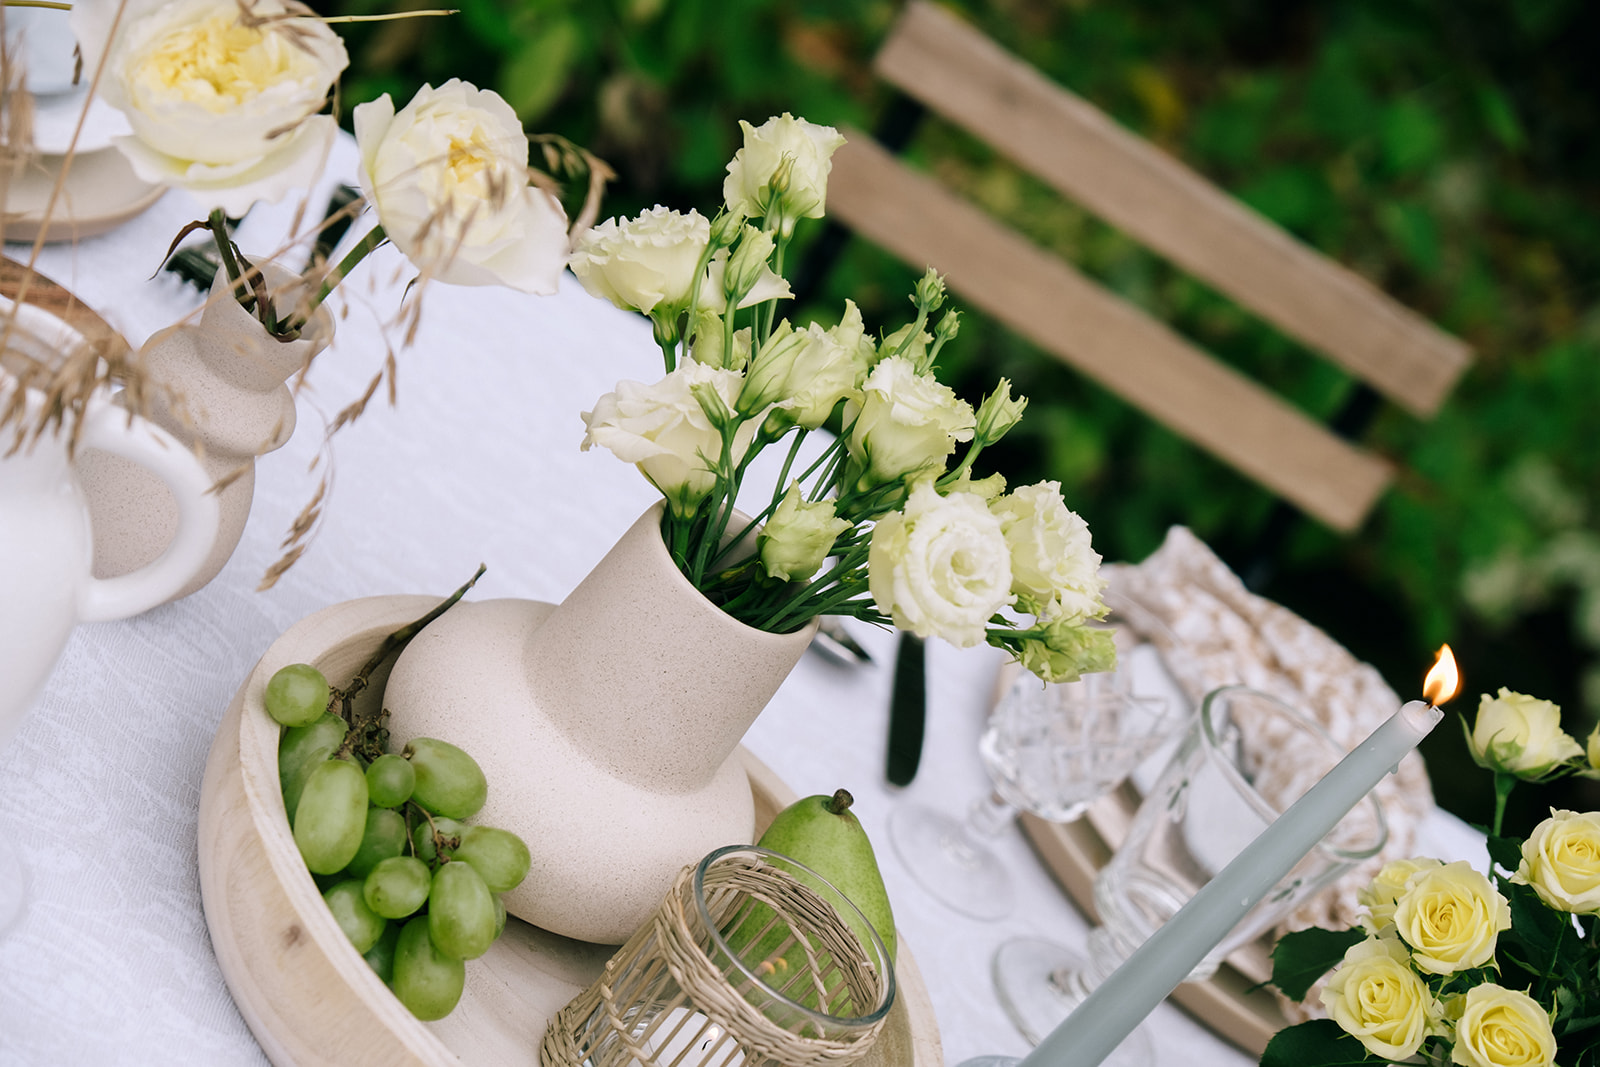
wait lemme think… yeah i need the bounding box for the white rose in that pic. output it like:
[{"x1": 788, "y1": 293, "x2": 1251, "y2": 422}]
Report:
[
  {"x1": 73, "y1": 0, "x2": 348, "y2": 215},
  {"x1": 581, "y1": 362, "x2": 753, "y2": 516},
  {"x1": 1392, "y1": 860, "x2": 1511, "y2": 975},
  {"x1": 1450, "y1": 984, "x2": 1558, "y2": 1067},
  {"x1": 1467, "y1": 688, "x2": 1582, "y2": 780},
  {"x1": 759, "y1": 483, "x2": 851, "y2": 582},
  {"x1": 1359, "y1": 857, "x2": 1446, "y2": 934},
  {"x1": 355, "y1": 80, "x2": 569, "y2": 294},
  {"x1": 845, "y1": 356, "x2": 975, "y2": 487},
  {"x1": 569, "y1": 207, "x2": 709, "y2": 316},
  {"x1": 722, "y1": 113, "x2": 846, "y2": 233},
  {"x1": 990, "y1": 481, "x2": 1105, "y2": 623},
  {"x1": 868, "y1": 481, "x2": 1014, "y2": 648},
  {"x1": 1514, "y1": 808, "x2": 1600, "y2": 914}
]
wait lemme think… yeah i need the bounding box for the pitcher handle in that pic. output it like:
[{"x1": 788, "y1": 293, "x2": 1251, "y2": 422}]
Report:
[{"x1": 75, "y1": 407, "x2": 221, "y2": 622}]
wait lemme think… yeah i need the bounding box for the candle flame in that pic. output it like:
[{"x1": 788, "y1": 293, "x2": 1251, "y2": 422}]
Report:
[{"x1": 1423, "y1": 644, "x2": 1460, "y2": 706}]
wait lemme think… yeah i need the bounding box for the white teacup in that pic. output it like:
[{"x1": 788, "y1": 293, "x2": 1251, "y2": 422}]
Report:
[{"x1": 1, "y1": 297, "x2": 220, "y2": 752}]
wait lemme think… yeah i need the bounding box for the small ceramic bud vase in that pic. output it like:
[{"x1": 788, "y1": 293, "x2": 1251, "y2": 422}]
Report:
[
  {"x1": 76, "y1": 260, "x2": 333, "y2": 601},
  {"x1": 384, "y1": 502, "x2": 820, "y2": 945}
]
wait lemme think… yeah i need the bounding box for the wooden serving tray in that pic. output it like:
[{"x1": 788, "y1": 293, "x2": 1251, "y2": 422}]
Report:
[{"x1": 199, "y1": 594, "x2": 941, "y2": 1067}]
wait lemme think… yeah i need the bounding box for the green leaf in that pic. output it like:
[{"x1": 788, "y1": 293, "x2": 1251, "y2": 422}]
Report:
[
  {"x1": 1260, "y1": 1019, "x2": 1378, "y2": 1067},
  {"x1": 1269, "y1": 927, "x2": 1365, "y2": 1001},
  {"x1": 1502, "y1": 880, "x2": 1573, "y2": 979},
  {"x1": 1380, "y1": 97, "x2": 1446, "y2": 176},
  {"x1": 1487, "y1": 832, "x2": 1524, "y2": 874},
  {"x1": 498, "y1": 17, "x2": 581, "y2": 123}
]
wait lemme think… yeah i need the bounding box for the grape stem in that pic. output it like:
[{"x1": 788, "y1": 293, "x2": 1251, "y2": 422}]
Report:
[{"x1": 330, "y1": 563, "x2": 487, "y2": 762}]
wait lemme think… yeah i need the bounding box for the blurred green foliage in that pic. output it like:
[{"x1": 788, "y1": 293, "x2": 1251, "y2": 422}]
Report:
[{"x1": 323, "y1": 0, "x2": 1600, "y2": 829}]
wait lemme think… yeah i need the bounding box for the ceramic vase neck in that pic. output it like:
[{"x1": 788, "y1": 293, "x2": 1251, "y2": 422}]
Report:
[
  {"x1": 525, "y1": 503, "x2": 818, "y2": 795},
  {"x1": 195, "y1": 262, "x2": 332, "y2": 394}
]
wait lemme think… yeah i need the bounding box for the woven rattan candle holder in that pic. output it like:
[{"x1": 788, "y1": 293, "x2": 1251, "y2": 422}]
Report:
[{"x1": 541, "y1": 845, "x2": 895, "y2": 1067}]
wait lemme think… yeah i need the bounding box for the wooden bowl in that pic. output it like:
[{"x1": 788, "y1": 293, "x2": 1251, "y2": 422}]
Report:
[{"x1": 198, "y1": 595, "x2": 942, "y2": 1067}]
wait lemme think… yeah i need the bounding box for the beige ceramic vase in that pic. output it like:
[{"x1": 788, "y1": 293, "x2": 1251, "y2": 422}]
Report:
[
  {"x1": 383, "y1": 502, "x2": 819, "y2": 945},
  {"x1": 76, "y1": 261, "x2": 333, "y2": 600}
]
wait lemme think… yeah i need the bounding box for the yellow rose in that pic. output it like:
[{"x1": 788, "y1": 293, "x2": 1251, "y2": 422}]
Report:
[
  {"x1": 1449, "y1": 984, "x2": 1557, "y2": 1067},
  {"x1": 1359, "y1": 856, "x2": 1446, "y2": 934},
  {"x1": 1393, "y1": 861, "x2": 1511, "y2": 974},
  {"x1": 1468, "y1": 688, "x2": 1582, "y2": 780},
  {"x1": 1320, "y1": 935, "x2": 1444, "y2": 1061},
  {"x1": 1515, "y1": 808, "x2": 1600, "y2": 914},
  {"x1": 1586, "y1": 723, "x2": 1600, "y2": 774}
]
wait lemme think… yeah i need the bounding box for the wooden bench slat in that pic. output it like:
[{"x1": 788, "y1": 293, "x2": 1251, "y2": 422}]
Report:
[
  {"x1": 826, "y1": 134, "x2": 1394, "y2": 532},
  {"x1": 874, "y1": 0, "x2": 1471, "y2": 418}
]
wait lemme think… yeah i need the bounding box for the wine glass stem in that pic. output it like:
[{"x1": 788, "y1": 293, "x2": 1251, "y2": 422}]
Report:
[{"x1": 967, "y1": 791, "x2": 1017, "y2": 838}]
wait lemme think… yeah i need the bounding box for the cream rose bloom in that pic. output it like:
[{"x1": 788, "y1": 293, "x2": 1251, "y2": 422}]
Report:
[
  {"x1": 1468, "y1": 688, "x2": 1582, "y2": 779},
  {"x1": 1450, "y1": 985, "x2": 1558, "y2": 1067},
  {"x1": 868, "y1": 482, "x2": 1014, "y2": 648},
  {"x1": 759, "y1": 483, "x2": 851, "y2": 582},
  {"x1": 990, "y1": 481, "x2": 1105, "y2": 623},
  {"x1": 1320, "y1": 935, "x2": 1444, "y2": 1061},
  {"x1": 1359, "y1": 857, "x2": 1446, "y2": 934},
  {"x1": 569, "y1": 207, "x2": 710, "y2": 316},
  {"x1": 1392, "y1": 860, "x2": 1511, "y2": 975},
  {"x1": 355, "y1": 80, "x2": 569, "y2": 294},
  {"x1": 845, "y1": 356, "x2": 975, "y2": 487},
  {"x1": 73, "y1": 0, "x2": 348, "y2": 215},
  {"x1": 722, "y1": 113, "x2": 846, "y2": 232},
  {"x1": 1514, "y1": 808, "x2": 1600, "y2": 914},
  {"x1": 581, "y1": 362, "x2": 752, "y2": 516}
]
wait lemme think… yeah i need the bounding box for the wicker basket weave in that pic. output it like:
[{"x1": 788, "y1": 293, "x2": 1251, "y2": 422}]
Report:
[{"x1": 542, "y1": 846, "x2": 894, "y2": 1067}]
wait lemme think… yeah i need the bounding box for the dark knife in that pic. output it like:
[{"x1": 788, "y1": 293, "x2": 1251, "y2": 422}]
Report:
[{"x1": 885, "y1": 632, "x2": 926, "y2": 786}]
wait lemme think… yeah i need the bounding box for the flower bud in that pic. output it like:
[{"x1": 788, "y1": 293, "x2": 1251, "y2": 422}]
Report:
[
  {"x1": 759, "y1": 483, "x2": 852, "y2": 582},
  {"x1": 974, "y1": 378, "x2": 1028, "y2": 446},
  {"x1": 689, "y1": 310, "x2": 751, "y2": 371},
  {"x1": 738, "y1": 321, "x2": 808, "y2": 415},
  {"x1": 1466, "y1": 688, "x2": 1582, "y2": 781},
  {"x1": 723, "y1": 225, "x2": 779, "y2": 307},
  {"x1": 912, "y1": 269, "x2": 946, "y2": 313}
]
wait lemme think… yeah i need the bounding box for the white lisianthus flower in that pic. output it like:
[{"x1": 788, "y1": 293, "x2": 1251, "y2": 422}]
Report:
[
  {"x1": 844, "y1": 356, "x2": 975, "y2": 487},
  {"x1": 1467, "y1": 688, "x2": 1582, "y2": 781},
  {"x1": 1514, "y1": 808, "x2": 1600, "y2": 914},
  {"x1": 759, "y1": 483, "x2": 851, "y2": 582},
  {"x1": 1319, "y1": 935, "x2": 1444, "y2": 1062},
  {"x1": 699, "y1": 248, "x2": 792, "y2": 311},
  {"x1": 569, "y1": 207, "x2": 710, "y2": 316},
  {"x1": 990, "y1": 481, "x2": 1105, "y2": 623},
  {"x1": 581, "y1": 362, "x2": 753, "y2": 517},
  {"x1": 868, "y1": 482, "x2": 1014, "y2": 648},
  {"x1": 72, "y1": 0, "x2": 348, "y2": 215},
  {"x1": 722, "y1": 113, "x2": 846, "y2": 234},
  {"x1": 741, "y1": 313, "x2": 865, "y2": 429},
  {"x1": 355, "y1": 80, "x2": 569, "y2": 294}
]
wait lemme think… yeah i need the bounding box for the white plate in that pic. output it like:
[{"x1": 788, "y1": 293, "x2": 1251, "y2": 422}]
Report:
[{"x1": 3, "y1": 143, "x2": 165, "y2": 244}]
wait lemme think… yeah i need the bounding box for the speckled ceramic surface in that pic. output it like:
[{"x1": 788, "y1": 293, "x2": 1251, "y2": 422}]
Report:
[
  {"x1": 76, "y1": 260, "x2": 332, "y2": 599},
  {"x1": 384, "y1": 503, "x2": 819, "y2": 944}
]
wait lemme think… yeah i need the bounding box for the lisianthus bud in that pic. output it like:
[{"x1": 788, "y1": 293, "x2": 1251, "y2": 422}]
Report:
[
  {"x1": 1017, "y1": 620, "x2": 1117, "y2": 684},
  {"x1": 739, "y1": 321, "x2": 808, "y2": 415},
  {"x1": 723, "y1": 225, "x2": 779, "y2": 307},
  {"x1": 913, "y1": 269, "x2": 947, "y2": 313},
  {"x1": 700, "y1": 249, "x2": 791, "y2": 312},
  {"x1": 974, "y1": 379, "x2": 1028, "y2": 446},
  {"x1": 879, "y1": 322, "x2": 931, "y2": 367},
  {"x1": 1466, "y1": 688, "x2": 1582, "y2": 781},
  {"x1": 689, "y1": 311, "x2": 751, "y2": 371},
  {"x1": 759, "y1": 483, "x2": 852, "y2": 582}
]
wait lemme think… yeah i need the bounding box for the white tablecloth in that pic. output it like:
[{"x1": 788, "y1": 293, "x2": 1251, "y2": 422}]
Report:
[{"x1": 0, "y1": 136, "x2": 1487, "y2": 1067}]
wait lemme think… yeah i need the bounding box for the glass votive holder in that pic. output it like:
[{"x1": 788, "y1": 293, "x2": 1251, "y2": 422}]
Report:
[{"x1": 541, "y1": 844, "x2": 896, "y2": 1067}]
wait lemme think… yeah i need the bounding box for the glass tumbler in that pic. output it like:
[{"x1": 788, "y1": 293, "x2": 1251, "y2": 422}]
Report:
[{"x1": 994, "y1": 685, "x2": 1388, "y2": 1046}]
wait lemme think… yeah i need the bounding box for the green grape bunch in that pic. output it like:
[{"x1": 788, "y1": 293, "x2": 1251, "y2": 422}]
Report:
[{"x1": 265, "y1": 661, "x2": 532, "y2": 1021}]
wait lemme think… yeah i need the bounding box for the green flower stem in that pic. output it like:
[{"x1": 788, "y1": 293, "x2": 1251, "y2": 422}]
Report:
[
  {"x1": 210, "y1": 209, "x2": 251, "y2": 302},
  {"x1": 758, "y1": 234, "x2": 789, "y2": 345},
  {"x1": 304, "y1": 223, "x2": 387, "y2": 321},
  {"x1": 677, "y1": 236, "x2": 722, "y2": 371},
  {"x1": 1491, "y1": 771, "x2": 1518, "y2": 838}
]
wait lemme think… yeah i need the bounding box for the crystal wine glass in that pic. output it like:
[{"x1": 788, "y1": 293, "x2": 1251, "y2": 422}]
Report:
[
  {"x1": 991, "y1": 686, "x2": 1389, "y2": 1057},
  {"x1": 887, "y1": 659, "x2": 1183, "y2": 921}
]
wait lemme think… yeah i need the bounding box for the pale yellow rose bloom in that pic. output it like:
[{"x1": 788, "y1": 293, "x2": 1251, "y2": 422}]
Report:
[
  {"x1": 1449, "y1": 984, "x2": 1558, "y2": 1067},
  {"x1": 1359, "y1": 857, "x2": 1446, "y2": 934},
  {"x1": 867, "y1": 482, "x2": 1013, "y2": 648},
  {"x1": 73, "y1": 0, "x2": 348, "y2": 215},
  {"x1": 1586, "y1": 723, "x2": 1600, "y2": 773},
  {"x1": 1468, "y1": 688, "x2": 1582, "y2": 780},
  {"x1": 1319, "y1": 935, "x2": 1445, "y2": 1061},
  {"x1": 758, "y1": 483, "x2": 851, "y2": 582},
  {"x1": 1514, "y1": 808, "x2": 1600, "y2": 914},
  {"x1": 1392, "y1": 860, "x2": 1511, "y2": 974}
]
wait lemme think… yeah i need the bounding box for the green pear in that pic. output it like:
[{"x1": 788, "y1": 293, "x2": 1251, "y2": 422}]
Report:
[{"x1": 755, "y1": 788, "x2": 897, "y2": 965}]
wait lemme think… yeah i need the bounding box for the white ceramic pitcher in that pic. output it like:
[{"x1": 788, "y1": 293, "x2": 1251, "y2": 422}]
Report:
[{"x1": 1, "y1": 299, "x2": 220, "y2": 752}]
